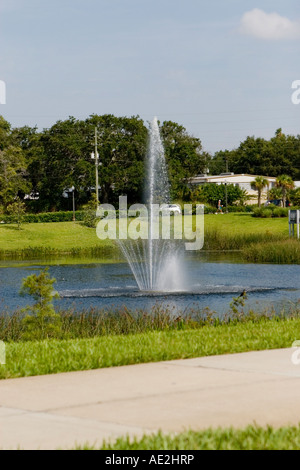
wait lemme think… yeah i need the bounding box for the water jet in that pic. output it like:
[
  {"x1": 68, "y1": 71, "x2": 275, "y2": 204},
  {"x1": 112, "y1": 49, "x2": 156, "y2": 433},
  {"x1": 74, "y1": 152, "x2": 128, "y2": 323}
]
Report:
[{"x1": 118, "y1": 117, "x2": 186, "y2": 292}]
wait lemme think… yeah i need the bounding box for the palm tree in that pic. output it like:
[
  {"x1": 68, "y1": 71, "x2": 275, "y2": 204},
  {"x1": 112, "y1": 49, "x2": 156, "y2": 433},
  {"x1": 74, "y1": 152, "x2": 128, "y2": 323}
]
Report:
[
  {"x1": 251, "y1": 176, "x2": 269, "y2": 208},
  {"x1": 275, "y1": 175, "x2": 294, "y2": 207}
]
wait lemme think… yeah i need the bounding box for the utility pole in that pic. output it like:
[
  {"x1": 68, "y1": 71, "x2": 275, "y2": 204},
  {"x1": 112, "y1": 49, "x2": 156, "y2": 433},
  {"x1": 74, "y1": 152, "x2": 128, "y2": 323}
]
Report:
[
  {"x1": 72, "y1": 187, "x2": 75, "y2": 221},
  {"x1": 70, "y1": 186, "x2": 75, "y2": 221},
  {"x1": 95, "y1": 127, "x2": 99, "y2": 206},
  {"x1": 91, "y1": 127, "x2": 99, "y2": 206}
]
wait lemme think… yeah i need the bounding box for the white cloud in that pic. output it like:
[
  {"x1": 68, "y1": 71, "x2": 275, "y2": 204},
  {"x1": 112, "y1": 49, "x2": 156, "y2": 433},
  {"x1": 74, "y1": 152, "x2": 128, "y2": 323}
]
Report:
[{"x1": 239, "y1": 8, "x2": 300, "y2": 40}]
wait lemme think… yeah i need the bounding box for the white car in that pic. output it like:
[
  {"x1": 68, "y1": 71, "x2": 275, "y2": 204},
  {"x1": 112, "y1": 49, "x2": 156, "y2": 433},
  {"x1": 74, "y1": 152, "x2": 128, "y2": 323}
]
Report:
[{"x1": 160, "y1": 204, "x2": 182, "y2": 215}]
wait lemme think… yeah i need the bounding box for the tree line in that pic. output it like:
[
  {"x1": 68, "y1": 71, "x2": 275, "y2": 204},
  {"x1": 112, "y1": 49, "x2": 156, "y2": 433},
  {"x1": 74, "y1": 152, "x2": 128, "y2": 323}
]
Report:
[
  {"x1": 210, "y1": 128, "x2": 300, "y2": 180},
  {"x1": 0, "y1": 114, "x2": 207, "y2": 213},
  {"x1": 0, "y1": 113, "x2": 299, "y2": 214}
]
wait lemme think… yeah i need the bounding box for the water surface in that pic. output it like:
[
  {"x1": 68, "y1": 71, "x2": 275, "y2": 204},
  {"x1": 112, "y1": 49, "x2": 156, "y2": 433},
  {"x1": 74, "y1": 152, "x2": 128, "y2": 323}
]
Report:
[{"x1": 1, "y1": 253, "x2": 299, "y2": 316}]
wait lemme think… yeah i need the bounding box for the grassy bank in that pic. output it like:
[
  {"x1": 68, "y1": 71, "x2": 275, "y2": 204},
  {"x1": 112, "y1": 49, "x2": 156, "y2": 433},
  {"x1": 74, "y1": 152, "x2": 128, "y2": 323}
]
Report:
[
  {"x1": 1, "y1": 311, "x2": 300, "y2": 379},
  {"x1": 76, "y1": 424, "x2": 300, "y2": 450},
  {"x1": 0, "y1": 222, "x2": 119, "y2": 260},
  {"x1": 243, "y1": 238, "x2": 300, "y2": 263},
  {"x1": 0, "y1": 214, "x2": 294, "y2": 262}
]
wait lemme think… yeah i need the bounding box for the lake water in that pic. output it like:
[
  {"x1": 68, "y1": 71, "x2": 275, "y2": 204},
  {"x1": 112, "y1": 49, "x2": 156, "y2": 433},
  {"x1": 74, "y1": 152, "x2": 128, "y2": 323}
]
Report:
[{"x1": 1, "y1": 253, "x2": 300, "y2": 316}]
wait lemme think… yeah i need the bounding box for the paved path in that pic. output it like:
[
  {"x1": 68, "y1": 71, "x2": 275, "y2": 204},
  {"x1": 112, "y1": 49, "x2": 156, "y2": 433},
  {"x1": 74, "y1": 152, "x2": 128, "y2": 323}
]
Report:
[{"x1": 1, "y1": 348, "x2": 300, "y2": 450}]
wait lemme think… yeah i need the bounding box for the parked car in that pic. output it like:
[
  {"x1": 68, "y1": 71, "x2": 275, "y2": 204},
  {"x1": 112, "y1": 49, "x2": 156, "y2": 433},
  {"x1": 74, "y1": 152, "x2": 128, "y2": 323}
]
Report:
[{"x1": 160, "y1": 204, "x2": 182, "y2": 215}]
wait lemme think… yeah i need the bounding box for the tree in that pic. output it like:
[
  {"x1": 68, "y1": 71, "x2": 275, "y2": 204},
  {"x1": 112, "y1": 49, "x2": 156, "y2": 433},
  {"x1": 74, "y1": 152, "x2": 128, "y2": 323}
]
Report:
[
  {"x1": 11, "y1": 125, "x2": 46, "y2": 212},
  {"x1": 208, "y1": 150, "x2": 231, "y2": 175},
  {"x1": 224, "y1": 130, "x2": 300, "y2": 180},
  {"x1": 160, "y1": 121, "x2": 208, "y2": 200},
  {"x1": 195, "y1": 183, "x2": 245, "y2": 208},
  {"x1": 33, "y1": 115, "x2": 148, "y2": 210},
  {"x1": 20, "y1": 268, "x2": 61, "y2": 340},
  {"x1": 37, "y1": 116, "x2": 94, "y2": 211},
  {"x1": 82, "y1": 193, "x2": 98, "y2": 228},
  {"x1": 289, "y1": 187, "x2": 300, "y2": 206},
  {"x1": 275, "y1": 175, "x2": 294, "y2": 207},
  {"x1": 269, "y1": 187, "x2": 282, "y2": 202},
  {"x1": 251, "y1": 176, "x2": 269, "y2": 207},
  {"x1": 86, "y1": 114, "x2": 147, "y2": 204},
  {"x1": 0, "y1": 115, "x2": 11, "y2": 150},
  {"x1": 6, "y1": 197, "x2": 26, "y2": 229},
  {"x1": 0, "y1": 146, "x2": 30, "y2": 208}
]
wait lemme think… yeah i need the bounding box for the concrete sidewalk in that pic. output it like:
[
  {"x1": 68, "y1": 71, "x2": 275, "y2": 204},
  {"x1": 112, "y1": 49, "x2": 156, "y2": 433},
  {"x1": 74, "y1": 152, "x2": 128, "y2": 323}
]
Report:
[{"x1": 1, "y1": 348, "x2": 300, "y2": 450}]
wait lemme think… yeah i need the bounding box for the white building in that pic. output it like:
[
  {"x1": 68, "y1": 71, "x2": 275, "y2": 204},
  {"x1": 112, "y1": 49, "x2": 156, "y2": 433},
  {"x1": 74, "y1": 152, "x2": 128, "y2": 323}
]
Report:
[{"x1": 188, "y1": 173, "x2": 277, "y2": 204}]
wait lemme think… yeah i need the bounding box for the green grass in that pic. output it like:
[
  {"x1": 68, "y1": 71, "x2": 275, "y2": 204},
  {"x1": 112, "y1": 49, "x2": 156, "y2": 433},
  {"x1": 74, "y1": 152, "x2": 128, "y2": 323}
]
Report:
[
  {"x1": 204, "y1": 212, "x2": 288, "y2": 236},
  {"x1": 1, "y1": 315, "x2": 300, "y2": 379},
  {"x1": 93, "y1": 424, "x2": 300, "y2": 450},
  {"x1": 0, "y1": 214, "x2": 294, "y2": 261},
  {"x1": 75, "y1": 424, "x2": 300, "y2": 450},
  {"x1": 202, "y1": 213, "x2": 289, "y2": 251},
  {"x1": 0, "y1": 222, "x2": 101, "y2": 250},
  {"x1": 243, "y1": 238, "x2": 300, "y2": 263},
  {"x1": 0, "y1": 306, "x2": 209, "y2": 342},
  {"x1": 0, "y1": 222, "x2": 120, "y2": 260}
]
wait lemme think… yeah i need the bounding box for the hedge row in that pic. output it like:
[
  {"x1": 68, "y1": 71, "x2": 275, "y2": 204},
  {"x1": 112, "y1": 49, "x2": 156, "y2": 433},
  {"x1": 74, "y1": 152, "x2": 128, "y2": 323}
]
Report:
[
  {"x1": 192, "y1": 204, "x2": 253, "y2": 214},
  {"x1": 0, "y1": 211, "x2": 86, "y2": 224},
  {"x1": 2, "y1": 205, "x2": 290, "y2": 224},
  {"x1": 0, "y1": 209, "x2": 132, "y2": 224}
]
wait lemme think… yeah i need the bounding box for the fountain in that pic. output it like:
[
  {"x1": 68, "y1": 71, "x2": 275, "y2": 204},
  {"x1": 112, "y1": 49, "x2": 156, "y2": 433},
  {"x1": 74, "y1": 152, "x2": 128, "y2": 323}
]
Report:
[{"x1": 118, "y1": 117, "x2": 186, "y2": 292}]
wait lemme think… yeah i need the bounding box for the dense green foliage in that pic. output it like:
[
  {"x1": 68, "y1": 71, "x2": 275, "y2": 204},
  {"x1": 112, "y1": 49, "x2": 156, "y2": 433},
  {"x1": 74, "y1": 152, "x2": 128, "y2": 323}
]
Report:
[
  {"x1": 209, "y1": 128, "x2": 300, "y2": 180},
  {"x1": 0, "y1": 114, "x2": 208, "y2": 212},
  {"x1": 191, "y1": 182, "x2": 247, "y2": 207},
  {"x1": 1, "y1": 114, "x2": 299, "y2": 215}
]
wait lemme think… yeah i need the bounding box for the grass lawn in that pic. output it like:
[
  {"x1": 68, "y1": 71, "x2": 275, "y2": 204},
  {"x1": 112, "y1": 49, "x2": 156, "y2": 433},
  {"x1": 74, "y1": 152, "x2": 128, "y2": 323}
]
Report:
[
  {"x1": 204, "y1": 212, "x2": 288, "y2": 236},
  {"x1": 76, "y1": 424, "x2": 300, "y2": 450},
  {"x1": 0, "y1": 214, "x2": 290, "y2": 254},
  {"x1": 0, "y1": 221, "x2": 110, "y2": 251},
  {"x1": 1, "y1": 316, "x2": 299, "y2": 379}
]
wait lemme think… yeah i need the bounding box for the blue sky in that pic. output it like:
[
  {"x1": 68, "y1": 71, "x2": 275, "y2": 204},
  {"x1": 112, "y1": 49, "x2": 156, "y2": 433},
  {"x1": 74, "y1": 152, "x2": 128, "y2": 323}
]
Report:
[{"x1": 0, "y1": 0, "x2": 299, "y2": 153}]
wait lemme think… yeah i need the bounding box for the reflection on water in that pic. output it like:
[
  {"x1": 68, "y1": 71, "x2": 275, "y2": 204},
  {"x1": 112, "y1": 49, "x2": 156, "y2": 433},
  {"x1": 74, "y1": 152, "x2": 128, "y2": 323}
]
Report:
[{"x1": 0, "y1": 252, "x2": 300, "y2": 316}]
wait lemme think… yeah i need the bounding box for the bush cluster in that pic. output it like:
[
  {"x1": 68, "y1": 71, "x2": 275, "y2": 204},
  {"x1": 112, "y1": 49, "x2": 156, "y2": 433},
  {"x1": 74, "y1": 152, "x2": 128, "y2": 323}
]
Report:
[{"x1": 252, "y1": 207, "x2": 290, "y2": 218}]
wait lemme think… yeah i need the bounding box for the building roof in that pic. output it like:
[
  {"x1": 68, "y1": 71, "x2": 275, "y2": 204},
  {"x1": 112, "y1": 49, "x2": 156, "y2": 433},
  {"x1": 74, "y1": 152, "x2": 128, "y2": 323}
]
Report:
[{"x1": 189, "y1": 173, "x2": 277, "y2": 184}]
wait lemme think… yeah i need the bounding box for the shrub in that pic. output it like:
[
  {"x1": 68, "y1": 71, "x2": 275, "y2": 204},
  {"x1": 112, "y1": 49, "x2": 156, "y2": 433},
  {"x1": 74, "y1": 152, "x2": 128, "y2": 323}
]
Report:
[
  {"x1": 6, "y1": 197, "x2": 26, "y2": 229},
  {"x1": 252, "y1": 208, "x2": 272, "y2": 218},
  {"x1": 19, "y1": 268, "x2": 62, "y2": 340},
  {"x1": 272, "y1": 208, "x2": 288, "y2": 218},
  {"x1": 81, "y1": 195, "x2": 98, "y2": 228},
  {"x1": 227, "y1": 205, "x2": 247, "y2": 213},
  {"x1": 192, "y1": 204, "x2": 215, "y2": 215}
]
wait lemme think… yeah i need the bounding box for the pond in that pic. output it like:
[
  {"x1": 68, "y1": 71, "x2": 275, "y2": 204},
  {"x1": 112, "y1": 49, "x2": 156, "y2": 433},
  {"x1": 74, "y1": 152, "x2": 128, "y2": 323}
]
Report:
[{"x1": 1, "y1": 252, "x2": 300, "y2": 316}]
